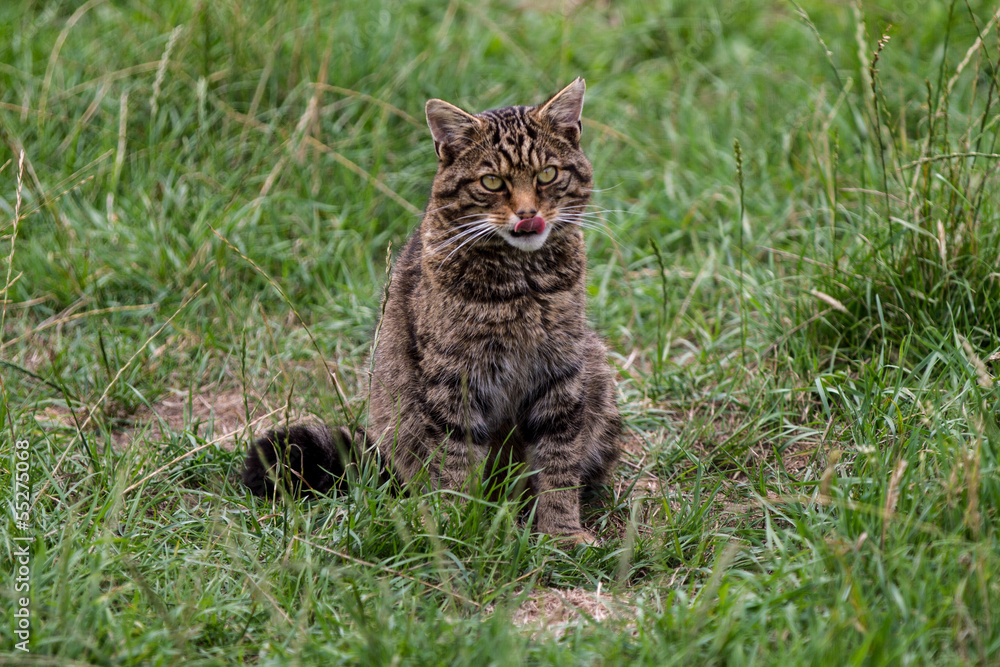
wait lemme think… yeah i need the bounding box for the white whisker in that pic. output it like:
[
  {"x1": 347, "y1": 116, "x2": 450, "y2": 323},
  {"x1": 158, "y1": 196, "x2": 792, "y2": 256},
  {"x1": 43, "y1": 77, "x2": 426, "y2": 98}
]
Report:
[
  {"x1": 579, "y1": 183, "x2": 624, "y2": 194},
  {"x1": 420, "y1": 202, "x2": 458, "y2": 217},
  {"x1": 556, "y1": 209, "x2": 625, "y2": 231},
  {"x1": 429, "y1": 220, "x2": 493, "y2": 254},
  {"x1": 554, "y1": 214, "x2": 622, "y2": 243},
  {"x1": 446, "y1": 211, "x2": 496, "y2": 224},
  {"x1": 439, "y1": 226, "x2": 497, "y2": 267},
  {"x1": 559, "y1": 204, "x2": 629, "y2": 216}
]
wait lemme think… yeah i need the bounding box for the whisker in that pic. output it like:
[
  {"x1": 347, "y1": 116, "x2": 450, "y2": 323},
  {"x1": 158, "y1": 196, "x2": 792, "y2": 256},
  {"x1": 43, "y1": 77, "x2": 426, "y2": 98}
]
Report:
[
  {"x1": 559, "y1": 202, "x2": 623, "y2": 209},
  {"x1": 561, "y1": 212, "x2": 619, "y2": 225},
  {"x1": 427, "y1": 216, "x2": 493, "y2": 238},
  {"x1": 558, "y1": 217, "x2": 610, "y2": 231},
  {"x1": 440, "y1": 227, "x2": 496, "y2": 267},
  {"x1": 554, "y1": 215, "x2": 623, "y2": 243},
  {"x1": 420, "y1": 202, "x2": 458, "y2": 217},
  {"x1": 441, "y1": 218, "x2": 495, "y2": 234},
  {"x1": 559, "y1": 204, "x2": 630, "y2": 215},
  {"x1": 447, "y1": 210, "x2": 494, "y2": 222},
  {"x1": 563, "y1": 213, "x2": 625, "y2": 224},
  {"x1": 428, "y1": 218, "x2": 497, "y2": 253},
  {"x1": 558, "y1": 210, "x2": 626, "y2": 229},
  {"x1": 429, "y1": 221, "x2": 493, "y2": 254},
  {"x1": 579, "y1": 183, "x2": 624, "y2": 194}
]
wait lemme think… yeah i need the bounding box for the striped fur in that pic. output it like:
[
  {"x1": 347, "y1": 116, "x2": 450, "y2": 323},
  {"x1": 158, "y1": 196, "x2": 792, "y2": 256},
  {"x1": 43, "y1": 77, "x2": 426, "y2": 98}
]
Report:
[{"x1": 244, "y1": 79, "x2": 621, "y2": 543}]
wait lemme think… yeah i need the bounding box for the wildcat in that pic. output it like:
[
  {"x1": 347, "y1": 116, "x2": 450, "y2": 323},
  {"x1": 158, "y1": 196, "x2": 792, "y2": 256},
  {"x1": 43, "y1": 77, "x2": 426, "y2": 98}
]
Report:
[{"x1": 243, "y1": 78, "x2": 621, "y2": 544}]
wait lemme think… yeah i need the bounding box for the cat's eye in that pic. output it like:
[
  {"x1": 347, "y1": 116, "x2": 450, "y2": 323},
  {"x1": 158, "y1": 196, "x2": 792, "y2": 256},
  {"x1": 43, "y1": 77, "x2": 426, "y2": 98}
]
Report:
[
  {"x1": 480, "y1": 175, "x2": 505, "y2": 191},
  {"x1": 537, "y1": 166, "x2": 558, "y2": 185}
]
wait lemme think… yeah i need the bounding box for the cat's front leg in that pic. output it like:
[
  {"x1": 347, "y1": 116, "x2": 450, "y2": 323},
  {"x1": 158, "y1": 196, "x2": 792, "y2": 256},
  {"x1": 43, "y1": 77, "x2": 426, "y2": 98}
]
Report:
[
  {"x1": 523, "y1": 374, "x2": 594, "y2": 544},
  {"x1": 417, "y1": 384, "x2": 487, "y2": 493},
  {"x1": 429, "y1": 434, "x2": 478, "y2": 492},
  {"x1": 533, "y1": 464, "x2": 595, "y2": 545}
]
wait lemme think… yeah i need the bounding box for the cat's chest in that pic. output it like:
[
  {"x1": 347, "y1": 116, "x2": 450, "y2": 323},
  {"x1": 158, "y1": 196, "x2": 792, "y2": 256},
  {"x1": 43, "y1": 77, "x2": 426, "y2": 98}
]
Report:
[
  {"x1": 417, "y1": 289, "x2": 580, "y2": 394},
  {"x1": 422, "y1": 287, "x2": 576, "y2": 355}
]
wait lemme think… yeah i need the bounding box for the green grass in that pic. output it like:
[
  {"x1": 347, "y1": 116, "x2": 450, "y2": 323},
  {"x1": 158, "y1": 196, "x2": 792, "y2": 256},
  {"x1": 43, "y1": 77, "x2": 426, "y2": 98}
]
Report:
[{"x1": 2, "y1": 0, "x2": 1000, "y2": 664}]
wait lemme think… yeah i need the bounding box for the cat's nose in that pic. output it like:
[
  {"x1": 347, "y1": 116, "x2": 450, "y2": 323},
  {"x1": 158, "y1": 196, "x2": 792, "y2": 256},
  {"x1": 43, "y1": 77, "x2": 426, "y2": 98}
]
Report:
[{"x1": 516, "y1": 207, "x2": 538, "y2": 219}]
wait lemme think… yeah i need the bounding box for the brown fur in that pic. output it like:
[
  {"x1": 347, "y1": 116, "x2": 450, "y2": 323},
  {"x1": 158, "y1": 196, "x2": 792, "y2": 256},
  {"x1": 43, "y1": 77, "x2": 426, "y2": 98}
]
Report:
[{"x1": 244, "y1": 79, "x2": 621, "y2": 543}]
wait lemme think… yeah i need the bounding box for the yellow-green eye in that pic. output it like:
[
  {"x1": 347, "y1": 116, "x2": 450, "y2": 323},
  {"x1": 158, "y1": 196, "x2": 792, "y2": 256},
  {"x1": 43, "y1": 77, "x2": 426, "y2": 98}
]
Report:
[
  {"x1": 480, "y1": 175, "x2": 505, "y2": 191},
  {"x1": 537, "y1": 166, "x2": 558, "y2": 185}
]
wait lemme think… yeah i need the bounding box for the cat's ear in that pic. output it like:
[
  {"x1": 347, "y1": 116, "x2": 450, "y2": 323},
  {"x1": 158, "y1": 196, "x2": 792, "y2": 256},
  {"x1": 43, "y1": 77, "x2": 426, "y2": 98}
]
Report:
[
  {"x1": 535, "y1": 77, "x2": 586, "y2": 144},
  {"x1": 425, "y1": 99, "x2": 482, "y2": 161}
]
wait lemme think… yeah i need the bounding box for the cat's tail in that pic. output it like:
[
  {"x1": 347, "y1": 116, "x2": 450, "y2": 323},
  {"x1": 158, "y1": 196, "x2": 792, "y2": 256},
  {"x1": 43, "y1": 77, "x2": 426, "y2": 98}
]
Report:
[{"x1": 242, "y1": 424, "x2": 390, "y2": 497}]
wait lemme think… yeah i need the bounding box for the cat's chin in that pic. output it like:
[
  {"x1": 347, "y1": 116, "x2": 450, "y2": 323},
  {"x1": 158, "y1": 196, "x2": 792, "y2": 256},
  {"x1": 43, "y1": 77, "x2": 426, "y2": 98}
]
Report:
[{"x1": 498, "y1": 225, "x2": 553, "y2": 252}]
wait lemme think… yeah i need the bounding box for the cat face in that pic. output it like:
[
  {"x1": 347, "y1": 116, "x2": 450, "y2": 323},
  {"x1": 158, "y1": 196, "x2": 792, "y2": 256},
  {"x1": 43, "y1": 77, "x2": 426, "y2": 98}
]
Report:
[{"x1": 425, "y1": 79, "x2": 594, "y2": 253}]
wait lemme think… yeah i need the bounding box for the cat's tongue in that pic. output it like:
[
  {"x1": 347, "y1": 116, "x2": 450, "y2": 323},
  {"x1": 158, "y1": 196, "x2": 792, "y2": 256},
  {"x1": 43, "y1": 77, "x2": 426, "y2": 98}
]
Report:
[{"x1": 514, "y1": 216, "x2": 546, "y2": 234}]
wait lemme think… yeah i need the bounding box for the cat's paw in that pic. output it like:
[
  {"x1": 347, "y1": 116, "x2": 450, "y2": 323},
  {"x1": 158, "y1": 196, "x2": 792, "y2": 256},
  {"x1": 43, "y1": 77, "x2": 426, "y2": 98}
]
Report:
[{"x1": 561, "y1": 530, "x2": 599, "y2": 547}]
